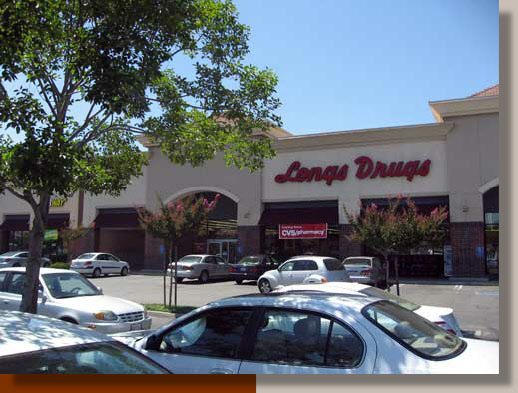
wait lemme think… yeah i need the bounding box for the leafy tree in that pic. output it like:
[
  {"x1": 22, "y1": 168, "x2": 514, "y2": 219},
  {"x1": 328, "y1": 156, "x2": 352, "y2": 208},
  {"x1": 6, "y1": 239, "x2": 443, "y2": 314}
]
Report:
[
  {"x1": 137, "y1": 193, "x2": 219, "y2": 307},
  {"x1": 0, "y1": 0, "x2": 281, "y2": 313},
  {"x1": 59, "y1": 225, "x2": 91, "y2": 262},
  {"x1": 343, "y1": 196, "x2": 448, "y2": 293}
]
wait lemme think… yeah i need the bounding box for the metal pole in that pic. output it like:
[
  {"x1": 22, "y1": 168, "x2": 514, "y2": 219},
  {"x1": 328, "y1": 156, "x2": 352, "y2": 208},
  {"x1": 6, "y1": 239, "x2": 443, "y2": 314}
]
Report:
[
  {"x1": 174, "y1": 245, "x2": 178, "y2": 311},
  {"x1": 395, "y1": 255, "x2": 400, "y2": 296}
]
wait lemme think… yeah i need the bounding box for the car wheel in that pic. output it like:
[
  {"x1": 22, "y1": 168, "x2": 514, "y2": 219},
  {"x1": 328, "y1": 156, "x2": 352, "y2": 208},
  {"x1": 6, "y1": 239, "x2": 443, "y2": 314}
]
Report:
[
  {"x1": 258, "y1": 279, "x2": 272, "y2": 294},
  {"x1": 235, "y1": 279, "x2": 243, "y2": 285},
  {"x1": 176, "y1": 277, "x2": 184, "y2": 283},
  {"x1": 121, "y1": 267, "x2": 128, "y2": 276},
  {"x1": 199, "y1": 270, "x2": 209, "y2": 284},
  {"x1": 92, "y1": 268, "x2": 102, "y2": 278}
]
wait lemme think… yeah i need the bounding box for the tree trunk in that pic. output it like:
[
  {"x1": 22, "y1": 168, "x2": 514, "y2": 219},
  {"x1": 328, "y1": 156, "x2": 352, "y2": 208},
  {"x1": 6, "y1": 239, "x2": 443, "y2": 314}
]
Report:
[
  {"x1": 384, "y1": 254, "x2": 390, "y2": 293},
  {"x1": 174, "y1": 245, "x2": 178, "y2": 311},
  {"x1": 20, "y1": 192, "x2": 50, "y2": 313},
  {"x1": 164, "y1": 241, "x2": 171, "y2": 306},
  {"x1": 395, "y1": 255, "x2": 400, "y2": 296}
]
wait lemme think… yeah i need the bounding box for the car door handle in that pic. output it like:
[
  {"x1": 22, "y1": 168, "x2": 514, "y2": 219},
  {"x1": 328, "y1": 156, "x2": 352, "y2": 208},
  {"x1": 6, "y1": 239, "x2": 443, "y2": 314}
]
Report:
[{"x1": 210, "y1": 368, "x2": 234, "y2": 374}]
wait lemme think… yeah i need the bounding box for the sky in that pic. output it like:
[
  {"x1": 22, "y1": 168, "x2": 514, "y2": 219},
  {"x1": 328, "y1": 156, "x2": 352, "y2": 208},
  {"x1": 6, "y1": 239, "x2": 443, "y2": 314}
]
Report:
[
  {"x1": 233, "y1": 0, "x2": 499, "y2": 135},
  {"x1": 1, "y1": 0, "x2": 498, "y2": 140}
]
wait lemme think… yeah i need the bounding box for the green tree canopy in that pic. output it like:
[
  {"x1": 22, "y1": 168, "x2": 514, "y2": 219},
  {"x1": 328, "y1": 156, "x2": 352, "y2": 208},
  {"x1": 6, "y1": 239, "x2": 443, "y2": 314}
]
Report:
[{"x1": 0, "y1": 0, "x2": 281, "y2": 313}]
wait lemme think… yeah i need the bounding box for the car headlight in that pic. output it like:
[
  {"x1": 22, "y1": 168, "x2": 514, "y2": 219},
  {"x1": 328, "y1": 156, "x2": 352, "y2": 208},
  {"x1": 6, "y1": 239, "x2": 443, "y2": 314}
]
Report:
[{"x1": 93, "y1": 311, "x2": 118, "y2": 321}]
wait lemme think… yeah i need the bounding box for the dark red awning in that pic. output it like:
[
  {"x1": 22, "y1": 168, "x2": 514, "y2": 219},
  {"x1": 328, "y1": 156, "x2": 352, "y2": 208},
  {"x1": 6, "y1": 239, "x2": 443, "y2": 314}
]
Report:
[
  {"x1": 94, "y1": 209, "x2": 140, "y2": 228},
  {"x1": 47, "y1": 213, "x2": 70, "y2": 229},
  {"x1": 258, "y1": 207, "x2": 338, "y2": 225},
  {"x1": 0, "y1": 215, "x2": 30, "y2": 231}
]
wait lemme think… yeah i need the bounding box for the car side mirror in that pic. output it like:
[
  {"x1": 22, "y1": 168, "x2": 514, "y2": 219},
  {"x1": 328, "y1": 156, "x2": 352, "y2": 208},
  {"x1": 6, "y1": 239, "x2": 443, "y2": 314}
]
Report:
[
  {"x1": 97, "y1": 286, "x2": 103, "y2": 295},
  {"x1": 38, "y1": 290, "x2": 47, "y2": 302}
]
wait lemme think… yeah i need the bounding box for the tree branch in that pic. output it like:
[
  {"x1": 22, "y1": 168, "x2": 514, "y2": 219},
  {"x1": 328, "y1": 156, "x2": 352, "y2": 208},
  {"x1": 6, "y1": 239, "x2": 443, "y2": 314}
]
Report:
[
  {"x1": 4, "y1": 186, "x2": 27, "y2": 202},
  {"x1": 68, "y1": 105, "x2": 104, "y2": 140},
  {"x1": 35, "y1": 77, "x2": 58, "y2": 118}
]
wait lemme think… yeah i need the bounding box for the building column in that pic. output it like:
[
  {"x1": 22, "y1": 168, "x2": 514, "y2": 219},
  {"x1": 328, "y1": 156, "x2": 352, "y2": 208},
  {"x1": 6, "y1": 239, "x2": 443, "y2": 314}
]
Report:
[
  {"x1": 450, "y1": 222, "x2": 486, "y2": 277},
  {"x1": 237, "y1": 226, "x2": 261, "y2": 259},
  {"x1": 339, "y1": 224, "x2": 363, "y2": 259}
]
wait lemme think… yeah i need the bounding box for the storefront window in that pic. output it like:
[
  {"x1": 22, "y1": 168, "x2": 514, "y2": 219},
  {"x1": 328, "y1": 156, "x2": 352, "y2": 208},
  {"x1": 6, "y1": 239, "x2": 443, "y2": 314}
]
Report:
[
  {"x1": 8, "y1": 231, "x2": 30, "y2": 251},
  {"x1": 483, "y1": 187, "x2": 499, "y2": 276},
  {"x1": 262, "y1": 224, "x2": 340, "y2": 260}
]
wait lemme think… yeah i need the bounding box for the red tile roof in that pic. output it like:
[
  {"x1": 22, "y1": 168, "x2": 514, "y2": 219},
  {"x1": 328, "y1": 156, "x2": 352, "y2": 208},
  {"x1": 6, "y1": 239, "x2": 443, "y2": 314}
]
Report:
[{"x1": 469, "y1": 84, "x2": 499, "y2": 98}]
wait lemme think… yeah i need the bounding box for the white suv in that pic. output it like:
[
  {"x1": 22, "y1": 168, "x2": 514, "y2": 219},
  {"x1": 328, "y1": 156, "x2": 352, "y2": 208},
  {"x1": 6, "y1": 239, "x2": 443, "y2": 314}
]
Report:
[{"x1": 257, "y1": 256, "x2": 350, "y2": 293}]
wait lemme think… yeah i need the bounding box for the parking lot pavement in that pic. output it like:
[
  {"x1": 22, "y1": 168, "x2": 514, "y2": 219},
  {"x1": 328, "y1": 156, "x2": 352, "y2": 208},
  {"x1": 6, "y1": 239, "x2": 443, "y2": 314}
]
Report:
[{"x1": 92, "y1": 274, "x2": 499, "y2": 340}]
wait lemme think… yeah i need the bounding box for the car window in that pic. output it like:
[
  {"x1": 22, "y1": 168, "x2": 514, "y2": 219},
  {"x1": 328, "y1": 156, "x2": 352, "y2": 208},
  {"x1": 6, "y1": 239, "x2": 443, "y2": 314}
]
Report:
[
  {"x1": 0, "y1": 272, "x2": 7, "y2": 290},
  {"x1": 42, "y1": 273, "x2": 100, "y2": 299},
  {"x1": 215, "y1": 257, "x2": 226, "y2": 265},
  {"x1": 0, "y1": 251, "x2": 19, "y2": 257},
  {"x1": 204, "y1": 256, "x2": 215, "y2": 264},
  {"x1": 293, "y1": 260, "x2": 318, "y2": 271},
  {"x1": 18, "y1": 252, "x2": 29, "y2": 258},
  {"x1": 250, "y1": 309, "x2": 364, "y2": 368},
  {"x1": 363, "y1": 301, "x2": 465, "y2": 359},
  {"x1": 238, "y1": 256, "x2": 262, "y2": 266},
  {"x1": 0, "y1": 342, "x2": 169, "y2": 374},
  {"x1": 343, "y1": 258, "x2": 372, "y2": 266},
  {"x1": 323, "y1": 258, "x2": 344, "y2": 271},
  {"x1": 106, "y1": 254, "x2": 118, "y2": 261},
  {"x1": 160, "y1": 309, "x2": 253, "y2": 359},
  {"x1": 278, "y1": 261, "x2": 294, "y2": 272},
  {"x1": 6, "y1": 273, "x2": 25, "y2": 295},
  {"x1": 77, "y1": 253, "x2": 96, "y2": 260},
  {"x1": 178, "y1": 256, "x2": 203, "y2": 264}
]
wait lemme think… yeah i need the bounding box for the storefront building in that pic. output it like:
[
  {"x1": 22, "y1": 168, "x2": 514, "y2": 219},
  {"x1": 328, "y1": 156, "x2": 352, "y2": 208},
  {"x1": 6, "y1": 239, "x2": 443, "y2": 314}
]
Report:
[{"x1": 0, "y1": 86, "x2": 499, "y2": 278}]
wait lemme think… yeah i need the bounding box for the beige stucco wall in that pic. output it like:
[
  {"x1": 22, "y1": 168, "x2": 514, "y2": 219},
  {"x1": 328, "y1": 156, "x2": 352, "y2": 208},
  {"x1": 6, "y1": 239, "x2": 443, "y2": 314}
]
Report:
[
  {"x1": 263, "y1": 140, "x2": 449, "y2": 224},
  {"x1": 445, "y1": 113, "x2": 499, "y2": 222},
  {"x1": 81, "y1": 166, "x2": 148, "y2": 227},
  {"x1": 144, "y1": 148, "x2": 261, "y2": 226},
  {"x1": 0, "y1": 191, "x2": 78, "y2": 228}
]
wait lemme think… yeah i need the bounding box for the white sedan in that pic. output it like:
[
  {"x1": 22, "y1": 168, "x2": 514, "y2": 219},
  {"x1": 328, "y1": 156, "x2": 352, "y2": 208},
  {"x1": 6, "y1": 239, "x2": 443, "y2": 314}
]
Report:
[
  {"x1": 257, "y1": 256, "x2": 350, "y2": 293},
  {"x1": 70, "y1": 252, "x2": 130, "y2": 278},
  {"x1": 0, "y1": 310, "x2": 169, "y2": 374},
  {"x1": 112, "y1": 291, "x2": 498, "y2": 374},
  {"x1": 273, "y1": 282, "x2": 463, "y2": 336},
  {"x1": 0, "y1": 267, "x2": 152, "y2": 334}
]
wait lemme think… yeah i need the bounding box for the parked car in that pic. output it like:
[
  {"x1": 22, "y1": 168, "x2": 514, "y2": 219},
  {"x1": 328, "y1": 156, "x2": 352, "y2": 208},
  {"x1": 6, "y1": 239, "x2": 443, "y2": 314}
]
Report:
[
  {"x1": 112, "y1": 291, "x2": 498, "y2": 374},
  {"x1": 70, "y1": 252, "x2": 130, "y2": 278},
  {"x1": 167, "y1": 254, "x2": 231, "y2": 283},
  {"x1": 256, "y1": 256, "x2": 350, "y2": 293},
  {"x1": 342, "y1": 256, "x2": 386, "y2": 287},
  {"x1": 229, "y1": 254, "x2": 281, "y2": 284},
  {"x1": 0, "y1": 251, "x2": 51, "y2": 268},
  {"x1": 0, "y1": 310, "x2": 169, "y2": 374},
  {"x1": 0, "y1": 267, "x2": 152, "y2": 334},
  {"x1": 273, "y1": 282, "x2": 463, "y2": 336}
]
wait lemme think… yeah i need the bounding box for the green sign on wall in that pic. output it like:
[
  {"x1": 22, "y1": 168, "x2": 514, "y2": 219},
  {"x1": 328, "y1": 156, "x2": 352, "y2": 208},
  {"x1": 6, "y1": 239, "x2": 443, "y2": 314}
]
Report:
[{"x1": 44, "y1": 229, "x2": 58, "y2": 241}]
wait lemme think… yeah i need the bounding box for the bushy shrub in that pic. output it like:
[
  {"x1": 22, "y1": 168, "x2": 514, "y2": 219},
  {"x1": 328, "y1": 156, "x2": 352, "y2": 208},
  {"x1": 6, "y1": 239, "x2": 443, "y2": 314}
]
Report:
[{"x1": 49, "y1": 262, "x2": 70, "y2": 269}]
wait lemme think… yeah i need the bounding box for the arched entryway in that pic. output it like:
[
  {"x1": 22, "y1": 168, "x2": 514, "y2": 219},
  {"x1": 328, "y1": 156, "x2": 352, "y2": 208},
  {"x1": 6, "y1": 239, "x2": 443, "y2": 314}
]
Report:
[{"x1": 167, "y1": 189, "x2": 239, "y2": 263}]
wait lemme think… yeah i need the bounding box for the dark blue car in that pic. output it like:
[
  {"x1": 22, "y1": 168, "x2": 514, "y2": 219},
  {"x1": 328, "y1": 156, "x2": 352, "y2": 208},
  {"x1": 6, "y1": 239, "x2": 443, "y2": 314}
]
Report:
[{"x1": 229, "y1": 254, "x2": 281, "y2": 284}]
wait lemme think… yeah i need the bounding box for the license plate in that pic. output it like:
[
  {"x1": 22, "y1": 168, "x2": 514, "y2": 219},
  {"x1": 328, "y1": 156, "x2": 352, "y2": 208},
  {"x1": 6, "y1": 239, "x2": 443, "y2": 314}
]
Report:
[
  {"x1": 130, "y1": 323, "x2": 142, "y2": 331},
  {"x1": 240, "y1": 268, "x2": 246, "y2": 272}
]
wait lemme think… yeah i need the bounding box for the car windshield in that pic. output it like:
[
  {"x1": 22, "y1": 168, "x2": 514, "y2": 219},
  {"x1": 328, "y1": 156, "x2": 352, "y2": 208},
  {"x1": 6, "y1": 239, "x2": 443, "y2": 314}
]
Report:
[
  {"x1": 178, "y1": 256, "x2": 202, "y2": 263},
  {"x1": 42, "y1": 273, "x2": 101, "y2": 299},
  {"x1": 343, "y1": 258, "x2": 372, "y2": 266},
  {"x1": 362, "y1": 301, "x2": 465, "y2": 359},
  {"x1": 76, "y1": 253, "x2": 96, "y2": 260},
  {"x1": 237, "y1": 256, "x2": 262, "y2": 265},
  {"x1": 358, "y1": 286, "x2": 420, "y2": 311},
  {"x1": 0, "y1": 251, "x2": 21, "y2": 257},
  {"x1": 0, "y1": 341, "x2": 169, "y2": 374},
  {"x1": 323, "y1": 258, "x2": 344, "y2": 271}
]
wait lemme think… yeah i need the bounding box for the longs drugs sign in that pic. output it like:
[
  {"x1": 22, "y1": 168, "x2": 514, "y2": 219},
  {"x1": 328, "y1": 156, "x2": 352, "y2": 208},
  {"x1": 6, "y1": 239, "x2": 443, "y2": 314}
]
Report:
[{"x1": 279, "y1": 224, "x2": 328, "y2": 239}]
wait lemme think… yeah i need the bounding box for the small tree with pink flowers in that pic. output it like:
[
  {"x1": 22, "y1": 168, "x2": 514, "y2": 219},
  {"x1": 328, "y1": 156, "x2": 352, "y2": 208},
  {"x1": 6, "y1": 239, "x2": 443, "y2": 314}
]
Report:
[
  {"x1": 137, "y1": 194, "x2": 220, "y2": 307},
  {"x1": 344, "y1": 196, "x2": 448, "y2": 294}
]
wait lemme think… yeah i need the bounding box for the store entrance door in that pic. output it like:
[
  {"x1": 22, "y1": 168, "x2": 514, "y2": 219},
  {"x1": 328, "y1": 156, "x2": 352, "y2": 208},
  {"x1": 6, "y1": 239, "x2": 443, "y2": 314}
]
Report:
[{"x1": 207, "y1": 239, "x2": 238, "y2": 263}]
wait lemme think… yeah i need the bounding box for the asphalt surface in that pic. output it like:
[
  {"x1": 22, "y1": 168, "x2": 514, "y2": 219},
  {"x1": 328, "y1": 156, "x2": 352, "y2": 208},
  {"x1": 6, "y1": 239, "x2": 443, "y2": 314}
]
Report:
[{"x1": 91, "y1": 274, "x2": 499, "y2": 341}]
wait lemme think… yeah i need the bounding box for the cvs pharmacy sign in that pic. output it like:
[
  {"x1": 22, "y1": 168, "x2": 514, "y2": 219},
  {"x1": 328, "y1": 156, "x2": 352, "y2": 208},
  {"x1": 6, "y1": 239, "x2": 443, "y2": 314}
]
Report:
[{"x1": 279, "y1": 224, "x2": 328, "y2": 239}]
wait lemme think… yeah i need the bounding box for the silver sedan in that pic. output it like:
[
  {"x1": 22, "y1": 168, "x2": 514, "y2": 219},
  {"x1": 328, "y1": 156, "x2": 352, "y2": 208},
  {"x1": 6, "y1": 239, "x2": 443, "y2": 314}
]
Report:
[
  {"x1": 167, "y1": 254, "x2": 232, "y2": 283},
  {"x1": 0, "y1": 267, "x2": 152, "y2": 334},
  {"x1": 0, "y1": 251, "x2": 51, "y2": 268}
]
